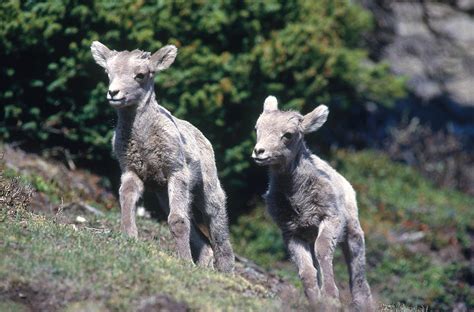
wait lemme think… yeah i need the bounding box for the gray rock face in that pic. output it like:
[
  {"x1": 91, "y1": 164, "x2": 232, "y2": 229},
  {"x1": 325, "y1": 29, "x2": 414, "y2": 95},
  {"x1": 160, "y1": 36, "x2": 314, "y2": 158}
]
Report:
[{"x1": 362, "y1": 0, "x2": 474, "y2": 120}]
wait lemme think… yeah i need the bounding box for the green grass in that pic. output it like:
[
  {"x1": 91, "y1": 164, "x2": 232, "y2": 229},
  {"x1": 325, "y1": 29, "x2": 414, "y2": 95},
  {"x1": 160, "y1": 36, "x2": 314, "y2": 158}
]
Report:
[
  {"x1": 334, "y1": 150, "x2": 473, "y2": 237},
  {"x1": 0, "y1": 209, "x2": 278, "y2": 311},
  {"x1": 232, "y1": 150, "x2": 474, "y2": 310},
  {"x1": 1, "y1": 148, "x2": 472, "y2": 310}
]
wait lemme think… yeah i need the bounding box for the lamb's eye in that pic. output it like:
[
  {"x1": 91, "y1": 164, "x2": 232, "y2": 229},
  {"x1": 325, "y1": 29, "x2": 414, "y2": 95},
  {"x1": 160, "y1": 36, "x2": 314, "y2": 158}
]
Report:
[
  {"x1": 283, "y1": 132, "x2": 293, "y2": 140},
  {"x1": 135, "y1": 73, "x2": 145, "y2": 80}
]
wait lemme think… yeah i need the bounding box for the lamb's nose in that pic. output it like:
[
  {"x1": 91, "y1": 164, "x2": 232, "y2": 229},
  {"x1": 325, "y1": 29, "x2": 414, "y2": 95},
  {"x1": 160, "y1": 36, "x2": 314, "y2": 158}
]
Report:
[
  {"x1": 108, "y1": 89, "x2": 119, "y2": 97},
  {"x1": 254, "y1": 147, "x2": 265, "y2": 156}
]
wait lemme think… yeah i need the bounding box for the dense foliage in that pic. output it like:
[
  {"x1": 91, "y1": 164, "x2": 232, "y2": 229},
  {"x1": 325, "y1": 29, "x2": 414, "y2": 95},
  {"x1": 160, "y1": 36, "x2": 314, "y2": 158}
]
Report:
[{"x1": 0, "y1": 0, "x2": 404, "y2": 209}]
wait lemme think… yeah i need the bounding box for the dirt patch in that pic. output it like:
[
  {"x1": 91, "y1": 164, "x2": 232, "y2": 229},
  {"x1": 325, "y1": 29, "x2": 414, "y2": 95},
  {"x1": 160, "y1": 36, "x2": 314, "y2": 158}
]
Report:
[
  {"x1": 234, "y1": 255, "x2": 296, "y2": 298},
  {"x1": 0, "y1": 281, "x2": 57, "y2": 312},
  {"x1": 136, "y1": 294, "x2": 189, "y2": 312},
  {"x1": 1, "y1": 145, "x2": 117, "y2": 214}
]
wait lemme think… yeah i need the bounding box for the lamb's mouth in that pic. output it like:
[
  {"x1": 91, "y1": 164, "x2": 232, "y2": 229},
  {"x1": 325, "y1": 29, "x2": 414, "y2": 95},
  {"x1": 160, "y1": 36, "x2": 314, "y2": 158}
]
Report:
[
  {"x1": 252, "y1": 156, "x2": 272, "y2": 166},
  {"x1": 108, "y1": 98, "x2": 127, "y2": 107}
]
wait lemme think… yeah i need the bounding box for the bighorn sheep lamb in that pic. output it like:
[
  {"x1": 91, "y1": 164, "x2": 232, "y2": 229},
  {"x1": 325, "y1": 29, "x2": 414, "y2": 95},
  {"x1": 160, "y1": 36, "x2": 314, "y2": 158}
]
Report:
[
  {"x1": 252, "y1": 96, "x2": 373, "y2": 310},
  {"x1": 90, "y1": 41, "x2": 234, "y2": 273}
]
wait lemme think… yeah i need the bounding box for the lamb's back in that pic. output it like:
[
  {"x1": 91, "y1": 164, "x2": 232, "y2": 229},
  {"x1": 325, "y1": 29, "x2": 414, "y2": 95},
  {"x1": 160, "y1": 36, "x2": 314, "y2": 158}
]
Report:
[
  {"x1": 174, "y1": 118, "x2": 221, "y2": 182},
  {"x1": 310, "y1": 155, "x2": 357, "y2": 217}
]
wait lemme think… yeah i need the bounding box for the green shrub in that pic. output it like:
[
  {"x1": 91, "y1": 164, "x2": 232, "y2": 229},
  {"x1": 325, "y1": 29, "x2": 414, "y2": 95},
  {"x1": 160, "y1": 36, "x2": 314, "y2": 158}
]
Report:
[
  {"x1": 0, "y1": 0, "x2": 404, "y2": 209},
  {"x1": 231, "y1": 208, "x2": 286, "y2": 268}
]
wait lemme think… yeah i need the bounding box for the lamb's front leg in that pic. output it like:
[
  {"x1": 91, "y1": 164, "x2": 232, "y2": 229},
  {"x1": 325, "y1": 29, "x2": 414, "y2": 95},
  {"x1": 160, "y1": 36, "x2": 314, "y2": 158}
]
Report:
[
  {"x1": 167, "y1": 171, "x2": 193, "y2": 261},
  {"x1": 286, "y1": 236, "x2": 320, "y2": 306},
  {"x1": 119, "y1": 171, "x2": 144, "y2": 238}
]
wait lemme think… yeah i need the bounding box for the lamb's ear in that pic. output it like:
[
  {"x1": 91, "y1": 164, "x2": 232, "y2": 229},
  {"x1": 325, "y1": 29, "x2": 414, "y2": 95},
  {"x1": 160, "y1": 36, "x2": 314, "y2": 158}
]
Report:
[
  {"x1": 263, "y1": 96, "x2": 278, "y2": 112},
  {"x1": 151, "y1": 45, "x2": 177, "y2": 71},
  {"x1": 301, "y1": 105, "x2": 329, "y2": 133},
  {"x1": 91, "y1": 41, "x2": 113, "y2": 68}
]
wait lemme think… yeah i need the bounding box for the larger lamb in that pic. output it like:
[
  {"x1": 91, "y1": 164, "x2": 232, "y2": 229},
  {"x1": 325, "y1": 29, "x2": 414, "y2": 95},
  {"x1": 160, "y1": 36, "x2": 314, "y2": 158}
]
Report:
[{"x1": 90, "y1": 41, "x2": 234, "y2": 273}]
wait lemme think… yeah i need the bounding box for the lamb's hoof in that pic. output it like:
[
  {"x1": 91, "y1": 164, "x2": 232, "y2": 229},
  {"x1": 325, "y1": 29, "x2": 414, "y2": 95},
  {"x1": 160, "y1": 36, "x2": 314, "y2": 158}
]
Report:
[
  {"x1": 121, "y1": 226, "x2": 138, "y2": 238},
  {"x1": 215, "y1": 258, "x2": 234, "y2": 273},
  {"x1": 315, "y1": 296, "x2": 342, "y2": 312},
  {"x1": 214, "y1": 242, "x2": 235, "y2": 273},
  {"x1": 176, "y1": 249, "x2": 194, "y2": 262},
  {"x1": 349, "y1": 297, "x2": 375, "y2": 312},
  {"x1": 215, "y1": 253, "x2": 235, "y2": 273},
  {"x1": 197, "y1": 248, "x2": 214, "y2": 269}
]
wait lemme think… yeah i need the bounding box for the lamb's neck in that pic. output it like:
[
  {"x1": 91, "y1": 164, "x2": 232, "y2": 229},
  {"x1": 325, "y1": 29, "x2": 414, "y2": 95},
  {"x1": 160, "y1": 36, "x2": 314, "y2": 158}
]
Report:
[
  {"x1": 269, "y1": 142, "x2": 312, "y2": 184},
  {"x1": 116, "y1": 90, "x2": 159, "y2": 128}
]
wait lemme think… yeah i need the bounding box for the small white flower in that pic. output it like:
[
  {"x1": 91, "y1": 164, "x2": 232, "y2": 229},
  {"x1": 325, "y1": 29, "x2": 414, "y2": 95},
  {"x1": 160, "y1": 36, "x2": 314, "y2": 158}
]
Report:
[{"x1": 75, "y1": 216, "x2": 87, "y2": 223}]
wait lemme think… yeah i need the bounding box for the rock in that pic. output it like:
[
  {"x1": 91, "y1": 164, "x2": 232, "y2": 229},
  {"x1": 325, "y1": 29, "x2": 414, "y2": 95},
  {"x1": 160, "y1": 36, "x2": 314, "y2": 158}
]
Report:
[
  {"x1": 136, "y1": 206, "x2": 150, "y2": 218},
  {"x1": 75, "y1": 216, "x2": 87, "y2": 223},
  {"x1": 360, "y1": 1, "x2": 474, "y2": 196},
  {"x1": 457, "y1": 0, "x2": 474, "y2": 11},
  {"x1": 361, "y1": 0, "x2": 474, "y2": 121}
]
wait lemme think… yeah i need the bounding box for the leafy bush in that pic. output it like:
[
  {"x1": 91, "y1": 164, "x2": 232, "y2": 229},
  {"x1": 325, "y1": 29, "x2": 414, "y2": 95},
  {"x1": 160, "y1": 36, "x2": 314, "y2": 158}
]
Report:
[
  {"x1": 231, "y1": 208, "x2": 286, "y2": 268},
  {"x1": 0, "y1": 0, "x2": 404, "y2": 209}
]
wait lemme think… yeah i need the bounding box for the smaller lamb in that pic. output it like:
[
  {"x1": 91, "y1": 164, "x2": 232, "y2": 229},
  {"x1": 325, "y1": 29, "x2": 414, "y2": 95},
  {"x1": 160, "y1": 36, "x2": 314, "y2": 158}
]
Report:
[
  {"x1": 90, "y1": 41, "x2": 234, "y2": 273},
  {"x1": 252, "y1": 96, "x2": 373, "y2": 310}
]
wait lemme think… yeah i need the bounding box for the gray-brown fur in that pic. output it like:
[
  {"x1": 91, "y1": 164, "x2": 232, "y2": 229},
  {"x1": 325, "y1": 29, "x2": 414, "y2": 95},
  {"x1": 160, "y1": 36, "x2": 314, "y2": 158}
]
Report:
[
  {"x1": 90, "y1": 41, "x2": 234, "y2": 273},
  {"x1": 252, "y1": 96, "x2": 373, "y2": 310}
]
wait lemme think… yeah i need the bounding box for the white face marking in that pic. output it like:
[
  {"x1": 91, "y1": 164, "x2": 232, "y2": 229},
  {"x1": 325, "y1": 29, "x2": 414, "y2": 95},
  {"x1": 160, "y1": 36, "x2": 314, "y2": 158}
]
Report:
[
  {"x1": 252, "y1": 96, "x2": 329, "y2": 167},
  {"x1": 104, "y1": 51, "x2": 154, "y2": 108},
  {"x1": 252, "y1": 110, "x2": 303, "y2": 166}
]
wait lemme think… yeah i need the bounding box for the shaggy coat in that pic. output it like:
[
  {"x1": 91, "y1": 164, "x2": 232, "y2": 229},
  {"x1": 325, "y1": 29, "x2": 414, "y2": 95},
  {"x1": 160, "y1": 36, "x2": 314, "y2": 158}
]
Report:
[
  {"x1": 91, "y1": 42, "x2": 234, "y2": 273},
  {"x1": 252, "y1": 96, "x2": 373, "y2": 310}
]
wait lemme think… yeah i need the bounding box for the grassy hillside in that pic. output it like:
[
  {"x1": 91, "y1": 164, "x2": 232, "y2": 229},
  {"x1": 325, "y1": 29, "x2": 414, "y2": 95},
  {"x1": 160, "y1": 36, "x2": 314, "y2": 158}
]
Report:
[
  {"x1": 0, "y1": 209, "x2": 281, "y2": 311},
  {"x1": 1, "y1": 145, "x2": 472, "y2": 310},
  {"x1": 0, "y1": 146, "x2": 289, "y2": 311}
]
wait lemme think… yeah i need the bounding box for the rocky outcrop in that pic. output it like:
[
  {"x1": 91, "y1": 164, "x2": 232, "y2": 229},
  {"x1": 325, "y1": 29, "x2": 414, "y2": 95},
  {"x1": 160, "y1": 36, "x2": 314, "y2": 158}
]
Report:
[
  {"x1": 359, "y1": 0, "x2": 474, "y2": 196},
  {"x1": 362, "y1": 0, "x2": 474, "y2": 125}
]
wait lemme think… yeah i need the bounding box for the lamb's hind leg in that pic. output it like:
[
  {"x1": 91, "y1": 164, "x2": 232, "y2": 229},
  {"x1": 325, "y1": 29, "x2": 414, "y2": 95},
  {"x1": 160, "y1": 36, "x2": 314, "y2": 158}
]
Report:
[
  {"x1": 167, "y1": 171, "x2": 193, "y2": 261},
  {"x1": 343, "y1": 219, "x2": 373, "y2": 312},
  {"x1": 202, "y1": 183, "x2": 234, "y2": 273},
  {"x1": 119, "y1": 171, "x2": 144, "y2": 238},
  {"x1": 156, "y1": 191, "x2": 213, "y2": 267}
]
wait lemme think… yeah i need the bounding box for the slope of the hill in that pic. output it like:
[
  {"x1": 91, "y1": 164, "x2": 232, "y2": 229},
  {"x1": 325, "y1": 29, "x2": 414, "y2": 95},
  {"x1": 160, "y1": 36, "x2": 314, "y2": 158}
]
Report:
[{"x1": 2, "y1": 144, "x2": 472, "y2": 310}]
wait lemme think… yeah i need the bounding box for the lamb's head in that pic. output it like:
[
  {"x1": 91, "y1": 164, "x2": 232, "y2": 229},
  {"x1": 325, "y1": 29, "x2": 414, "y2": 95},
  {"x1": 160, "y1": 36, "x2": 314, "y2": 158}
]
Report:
[
  {"x1": 252, "y1": 96, "x2": 328, "y2": 167},
  {"x1": 90, "y1": 41, "x2": 177, "y2": 108}
]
